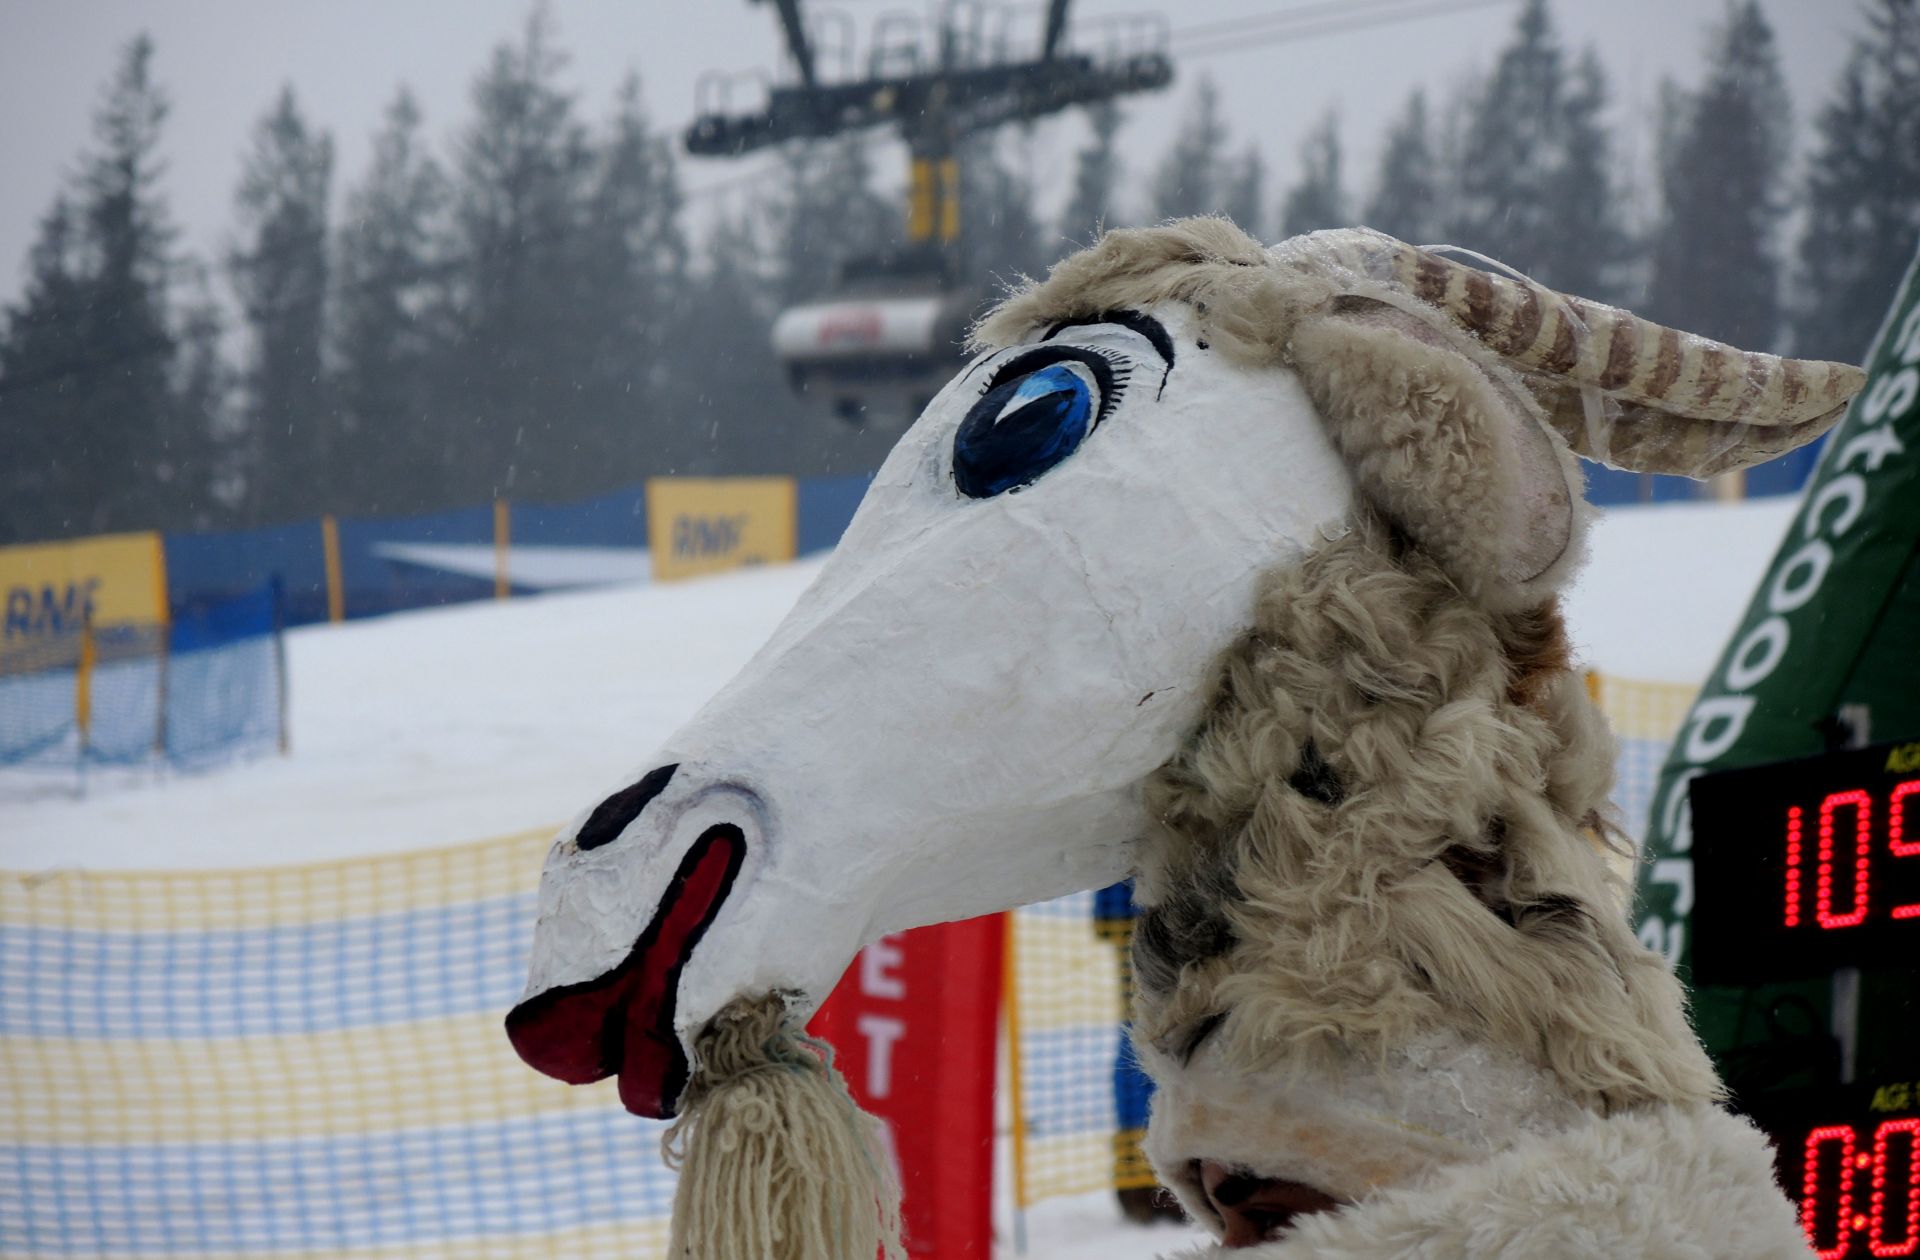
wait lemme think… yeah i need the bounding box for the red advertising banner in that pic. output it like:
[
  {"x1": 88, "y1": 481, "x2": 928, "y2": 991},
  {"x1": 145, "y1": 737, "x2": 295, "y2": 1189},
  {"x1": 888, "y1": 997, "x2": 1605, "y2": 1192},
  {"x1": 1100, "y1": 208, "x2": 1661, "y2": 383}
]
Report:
[{"x1": 810, "y1": 913, "x2": 1005, "y2": 1259}]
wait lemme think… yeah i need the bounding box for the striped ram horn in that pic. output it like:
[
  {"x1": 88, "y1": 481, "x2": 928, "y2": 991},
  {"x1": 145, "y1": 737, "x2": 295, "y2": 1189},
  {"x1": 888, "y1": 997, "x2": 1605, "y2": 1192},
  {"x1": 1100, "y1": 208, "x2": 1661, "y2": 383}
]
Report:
[{"x1": 1302, "y1": 229, "x2": 1868, "y2": 477}]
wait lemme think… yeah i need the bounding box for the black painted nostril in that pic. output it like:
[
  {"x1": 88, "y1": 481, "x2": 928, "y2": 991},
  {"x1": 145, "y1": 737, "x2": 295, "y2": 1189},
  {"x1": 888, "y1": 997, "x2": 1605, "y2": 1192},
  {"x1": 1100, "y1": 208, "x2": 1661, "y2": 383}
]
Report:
[{"x1": 576, "y1": 763, "x2": 679, "y2": 851}]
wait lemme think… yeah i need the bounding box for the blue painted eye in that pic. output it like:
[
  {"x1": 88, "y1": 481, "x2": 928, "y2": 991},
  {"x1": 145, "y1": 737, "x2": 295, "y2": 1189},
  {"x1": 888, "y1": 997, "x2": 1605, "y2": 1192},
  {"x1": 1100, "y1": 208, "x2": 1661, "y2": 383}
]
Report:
[{"x1": 953, "y1": 355, "x2": 1112, "y2": 498}]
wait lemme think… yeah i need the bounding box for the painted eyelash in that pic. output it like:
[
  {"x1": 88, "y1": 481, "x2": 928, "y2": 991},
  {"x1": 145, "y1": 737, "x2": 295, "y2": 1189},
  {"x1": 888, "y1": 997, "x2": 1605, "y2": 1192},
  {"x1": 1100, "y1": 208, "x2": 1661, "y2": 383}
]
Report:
[
  {"x1": 976, "y1": 345, "x2": 1132, "y2": 428},
  {"x1": 977, "y1": 344, "x2": 1133, "y2": 395}
]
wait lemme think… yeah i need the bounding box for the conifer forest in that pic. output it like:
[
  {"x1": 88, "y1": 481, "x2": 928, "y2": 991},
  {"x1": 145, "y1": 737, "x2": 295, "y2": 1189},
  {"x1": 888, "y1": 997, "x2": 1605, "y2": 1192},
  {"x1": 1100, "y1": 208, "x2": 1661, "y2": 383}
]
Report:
[{"x1": 3, "y1": 0, "x2": 1916, "y2": 545}]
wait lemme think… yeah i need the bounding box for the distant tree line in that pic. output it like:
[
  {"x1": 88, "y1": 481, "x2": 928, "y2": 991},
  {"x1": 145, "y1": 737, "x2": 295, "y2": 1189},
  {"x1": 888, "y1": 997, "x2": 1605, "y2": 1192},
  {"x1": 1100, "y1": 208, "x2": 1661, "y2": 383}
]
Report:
[
  {"x1": 1, "y1": 13, "x2": 780, "y2": 543},
  {"x1": 1066, "y1": 0, "x2": 1918, "y2": 358},
  {"x1": 2, "y1": 0, "x2": 1916, "y2": 544}
]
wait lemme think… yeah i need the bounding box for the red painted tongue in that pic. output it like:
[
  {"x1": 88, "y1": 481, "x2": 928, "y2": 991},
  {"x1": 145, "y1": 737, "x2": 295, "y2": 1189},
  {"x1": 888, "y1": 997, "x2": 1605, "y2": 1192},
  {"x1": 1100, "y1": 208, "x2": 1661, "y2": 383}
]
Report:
[
  {"x1": 503, "y1": 973, "x2": 631, "y2": 1086},
  {"x1": 619, "y1": 1008, "x2": 675, "y2": 1118},
  {"x1": 612, "y1": 825, "x2": 745, "y2": 1117}
]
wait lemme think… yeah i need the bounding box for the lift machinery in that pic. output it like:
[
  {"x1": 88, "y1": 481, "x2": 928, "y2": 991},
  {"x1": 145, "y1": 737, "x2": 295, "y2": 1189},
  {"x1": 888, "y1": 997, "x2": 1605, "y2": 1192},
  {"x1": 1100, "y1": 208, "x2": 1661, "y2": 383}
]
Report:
[{"x1": 685, "y1": 0, "x2": 1172, "y2": 429}]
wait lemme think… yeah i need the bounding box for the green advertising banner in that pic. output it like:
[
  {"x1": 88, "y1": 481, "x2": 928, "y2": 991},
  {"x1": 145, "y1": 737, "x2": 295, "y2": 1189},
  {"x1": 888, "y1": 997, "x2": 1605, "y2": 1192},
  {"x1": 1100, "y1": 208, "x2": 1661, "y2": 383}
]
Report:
[{"x1": 1633, "y1": 244, "x2": 1920, "y2": 1075}]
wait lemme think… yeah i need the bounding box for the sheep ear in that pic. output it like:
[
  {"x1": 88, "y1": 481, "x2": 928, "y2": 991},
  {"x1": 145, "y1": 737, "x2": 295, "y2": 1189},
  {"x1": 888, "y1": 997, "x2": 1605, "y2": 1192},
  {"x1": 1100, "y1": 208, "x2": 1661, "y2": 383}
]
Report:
[{"x1": 1289, "y1": 298, "x2": 1587, "y2": 609}]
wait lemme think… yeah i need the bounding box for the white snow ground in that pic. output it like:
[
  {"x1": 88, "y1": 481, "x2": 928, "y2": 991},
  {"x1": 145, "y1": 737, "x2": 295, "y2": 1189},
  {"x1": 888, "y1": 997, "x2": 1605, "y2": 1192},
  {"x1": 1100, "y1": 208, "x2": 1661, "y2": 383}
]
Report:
[
  {"x1": 1563, "y1": 496, "x2": 1797, "y2": 683},
  {"x1": 0, "y1": 495, "x2": 1802, "y2": 1259},
  {"x1": 0, "y1": 557, "x2": 824, "y2": 868}
]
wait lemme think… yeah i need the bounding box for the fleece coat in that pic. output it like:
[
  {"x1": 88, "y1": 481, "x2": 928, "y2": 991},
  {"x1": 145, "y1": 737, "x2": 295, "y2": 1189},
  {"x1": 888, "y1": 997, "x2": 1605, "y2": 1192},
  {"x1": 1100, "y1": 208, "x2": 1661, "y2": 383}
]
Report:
[
  {"x1": 1162, "y1": 1103, "x2": 1811, "y2": 1260},
  {"x1": 965, "y1": 220, "x2": 1859, "y2": 1260}
]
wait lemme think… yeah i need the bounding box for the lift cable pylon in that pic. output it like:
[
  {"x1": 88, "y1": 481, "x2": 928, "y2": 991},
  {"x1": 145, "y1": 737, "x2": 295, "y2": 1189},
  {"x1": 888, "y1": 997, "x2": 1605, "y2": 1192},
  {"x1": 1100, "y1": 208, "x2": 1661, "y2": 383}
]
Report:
[{"x1": 687, "y1": 1, "x2": 1173, "y2": 430}]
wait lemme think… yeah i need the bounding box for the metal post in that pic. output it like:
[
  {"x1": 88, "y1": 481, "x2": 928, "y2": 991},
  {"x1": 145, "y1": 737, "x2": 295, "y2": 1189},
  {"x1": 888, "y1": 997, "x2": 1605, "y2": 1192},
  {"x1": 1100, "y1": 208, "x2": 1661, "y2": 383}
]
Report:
[
  {"x1": 76, "y1": 609, "x2": 95, "y2": 760},
  {"x1": 907, "y1": 157, "x2": 937, "y2": 243},
  {"x1": 153, "y1": 618, "x2": 170, "y2": 761},
  {"x1": 1001, "y1": 910, "x2": 1028, "y2": 1253},
  {"x1": 321, "y1": 514, "x2": 345, "y2": 623},
  {"x1": 75, "y1": 609, "x2": 95, "y2": 797},
  {"x1": 272, "y1": 578, "x2": 290, "y2": 756},
  {"x1": 1832, "y1": 968, "x2": 1861, "y2": 1084},
  {"x1": 494, "y1": 499, "x2": 511, "y2": 600},
  {"x1": 938, "y1": 155, "x2": 961, "y2": 244}
]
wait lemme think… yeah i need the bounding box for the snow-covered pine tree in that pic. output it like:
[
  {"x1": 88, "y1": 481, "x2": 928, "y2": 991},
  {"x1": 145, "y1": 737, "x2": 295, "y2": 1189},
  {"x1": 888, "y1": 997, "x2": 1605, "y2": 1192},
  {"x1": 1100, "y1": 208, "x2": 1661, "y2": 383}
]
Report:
[
  {"x1": 668, "y1": 209, "x2": 785, "y2": 474},
  {"x1": 161, "y1": 265, "x2": 233, "y2": 532},
  {"x1": 333, "y1": 89, "x2": 452, "y2": 515},
  {"x1": 1280, "y1": 113, "x2": 1348, "y2": 238},
  {"x1": 0, "y1": 36, "x2": 179, "y2": 540},
  {"x1": 1222, "y1": 144, "x2": 1267, "y2": 241},
  {"x1": 1539, "y1": 49, "x2": 1632, "y2": 303},
  {"x1": 229, "y1": 86, "x2": 334, "y2": 521},
  {"x1": 1151, "y1": 77, "x2": 1229, "y2": 222},
  {"x1": 961, "y1": 132, "x2": 1045, "y2": 286},
  {"x1": 443, "y1": 8, "x2": 597, "y2": 504},
  {"x1": 1059, "y1": 100, "x2": 1124, "y2": 247},
  {"x1": 1447, "y1": 0, "x2": 1558, "y2": 274},
  {"x1": 571, "y1": 71, "x2": 689, "y2": 494},
  {"x1": 0, "y1": 198, "x2": 90, "y2": 542},
  {"x1": 1794, "y1": 0, "x2": 1920, "y2": 363},
  {"x1": 82, "y1": 35, "x2": 182, "y2": 535},
  {"x1": 772, "y1": 135, "x2": 899, "y2": 309},
  {"x1": 1446, "y1": 0, "x2": 1631, "y2": 301},
  {"x1": 1365, "y1": 90, "x2": 1440, "y2": 246},
  {"x1": 1646, "y1": 1, "x2": 1791, "y2": 351}
]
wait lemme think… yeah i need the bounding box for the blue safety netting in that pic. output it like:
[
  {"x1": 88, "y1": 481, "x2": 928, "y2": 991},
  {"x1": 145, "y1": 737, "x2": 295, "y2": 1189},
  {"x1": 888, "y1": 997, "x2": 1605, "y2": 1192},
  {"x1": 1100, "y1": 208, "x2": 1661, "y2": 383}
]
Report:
[
  {"x1": 797, "y1": 473, "x2": 875, "y2": 555},
  {"x1": 1583, "y1": 435, "x2": 1825, "y2": 504},
  {"x1": 0, "y1": 583, "x2": 282, "y2": 777}
]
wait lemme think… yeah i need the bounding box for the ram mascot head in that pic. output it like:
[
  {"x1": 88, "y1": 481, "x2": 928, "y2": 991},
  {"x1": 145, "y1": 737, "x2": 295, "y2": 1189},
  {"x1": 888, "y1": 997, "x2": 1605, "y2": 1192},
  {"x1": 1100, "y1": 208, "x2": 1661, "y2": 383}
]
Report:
[{"x1": 506, "y1": 221, "x2": 1861, "y2": 1248}]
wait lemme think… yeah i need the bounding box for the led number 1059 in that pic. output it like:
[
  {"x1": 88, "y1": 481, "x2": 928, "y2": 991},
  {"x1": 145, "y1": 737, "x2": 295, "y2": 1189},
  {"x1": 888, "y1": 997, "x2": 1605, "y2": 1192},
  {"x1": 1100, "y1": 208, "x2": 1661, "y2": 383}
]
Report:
[
  {"x1": 1689, "y1": 744, "x2": 1920, "y2": 984},
  {"x1": 1782, "y1": 781, "x2": 1920, "y2": 931}
]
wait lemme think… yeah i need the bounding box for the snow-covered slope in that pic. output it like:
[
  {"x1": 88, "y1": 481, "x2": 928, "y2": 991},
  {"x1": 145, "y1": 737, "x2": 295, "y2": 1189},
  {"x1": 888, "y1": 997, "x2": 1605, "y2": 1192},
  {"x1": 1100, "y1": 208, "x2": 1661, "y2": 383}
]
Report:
[
  {"x1": 1564, "y1": 496, "x2": 1796, "y2": 683},
  {"x1": 0, "y1": 559, "x2": 825, "y2": 869},
  {"x1": 0, "y1": 497, "x2": 1797, "y2": 872}
]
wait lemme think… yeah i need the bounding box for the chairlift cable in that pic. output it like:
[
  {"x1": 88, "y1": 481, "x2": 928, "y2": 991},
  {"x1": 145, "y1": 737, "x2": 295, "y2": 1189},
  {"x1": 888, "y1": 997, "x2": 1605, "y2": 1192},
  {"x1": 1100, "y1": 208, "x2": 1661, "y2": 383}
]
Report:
[
  {"x1": 1171, "y1": 0, "x2": 1516, "y2": 59},
  {"x1": 1166, "y1": 0, "x2": 1509, "y2": 45}
]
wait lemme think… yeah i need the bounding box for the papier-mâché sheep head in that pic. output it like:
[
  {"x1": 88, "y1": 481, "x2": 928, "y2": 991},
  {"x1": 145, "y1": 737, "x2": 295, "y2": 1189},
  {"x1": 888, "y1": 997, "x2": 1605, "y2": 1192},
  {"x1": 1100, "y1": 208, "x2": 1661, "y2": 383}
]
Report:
[{"x1": 505, "y1": 220, "x2": 1864, "y2": 1119}]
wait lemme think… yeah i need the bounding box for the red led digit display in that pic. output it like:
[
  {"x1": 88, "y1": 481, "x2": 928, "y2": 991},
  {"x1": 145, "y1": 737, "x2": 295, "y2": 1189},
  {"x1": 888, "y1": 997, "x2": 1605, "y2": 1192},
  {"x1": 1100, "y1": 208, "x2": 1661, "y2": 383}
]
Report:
[
  {"x1": 1791, "y1": 1118, "x2": 1918, "y2": 1258},
  {"x1": 1744, "y1": 1082, "x2": 1920, "y2": 1260},
  {"x1": 1894, "y1": 781, "x2": 1920, "y2": 922},
  {"x1": 1692, "y1": 740, "x2": 1920, "y2": 986},
  {"x1": 1802, "y1": 1124, "x2": 1858, "y2": 1259},
  {"x1": 1871, "y1": 1119, "x2": 1919, "y2": 1258},
  {"x1": 1788, "y1": 804, "x2": 1806, "y2": 927},
  {"x1": 1816, "y1": 790, "x2": 1873, "y2": 929}
]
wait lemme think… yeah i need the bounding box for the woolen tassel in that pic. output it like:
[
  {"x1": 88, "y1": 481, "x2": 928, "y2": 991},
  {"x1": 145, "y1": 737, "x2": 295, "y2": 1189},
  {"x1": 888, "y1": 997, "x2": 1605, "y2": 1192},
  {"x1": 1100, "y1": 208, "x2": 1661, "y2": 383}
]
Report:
[{"x1": 663, "y1": 994, "x2": 905, "y2": 1260}]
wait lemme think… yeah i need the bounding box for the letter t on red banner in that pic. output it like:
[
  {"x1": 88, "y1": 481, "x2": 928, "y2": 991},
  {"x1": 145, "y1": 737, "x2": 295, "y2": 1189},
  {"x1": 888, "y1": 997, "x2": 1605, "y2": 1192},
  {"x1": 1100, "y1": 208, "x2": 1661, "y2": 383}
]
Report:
[{"x1": 810, "y1": 913, "x2": 1005, "y2": 1259}]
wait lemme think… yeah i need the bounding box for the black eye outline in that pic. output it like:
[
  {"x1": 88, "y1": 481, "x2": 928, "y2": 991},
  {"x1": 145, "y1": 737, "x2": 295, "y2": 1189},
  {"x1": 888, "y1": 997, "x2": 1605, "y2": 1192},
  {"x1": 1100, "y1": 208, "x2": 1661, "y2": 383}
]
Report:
[
  {"x1": 1043, "y1": 310, "x2": 1177, "y2": 398},
  {"x1": 953, "y1": 345, "x2": 1131, "y2": 498}
]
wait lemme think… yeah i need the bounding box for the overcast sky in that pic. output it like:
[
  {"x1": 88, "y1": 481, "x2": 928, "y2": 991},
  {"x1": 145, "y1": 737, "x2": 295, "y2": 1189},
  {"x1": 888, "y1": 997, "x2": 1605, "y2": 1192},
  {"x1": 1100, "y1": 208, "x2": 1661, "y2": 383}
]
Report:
[{"x1": 0, "y1": 0, "x2": 1865, "y2": 309}]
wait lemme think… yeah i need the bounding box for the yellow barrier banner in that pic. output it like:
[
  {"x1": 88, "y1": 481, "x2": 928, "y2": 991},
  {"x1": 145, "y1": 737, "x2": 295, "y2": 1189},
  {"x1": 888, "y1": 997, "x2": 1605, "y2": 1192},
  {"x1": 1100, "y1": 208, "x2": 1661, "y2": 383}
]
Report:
[
  {"x1": 0, "y1": 531, "x2": 167, "y2": 643},
  {"x1": 647, "y1": 477, "x2": 797, "y2": 582}
]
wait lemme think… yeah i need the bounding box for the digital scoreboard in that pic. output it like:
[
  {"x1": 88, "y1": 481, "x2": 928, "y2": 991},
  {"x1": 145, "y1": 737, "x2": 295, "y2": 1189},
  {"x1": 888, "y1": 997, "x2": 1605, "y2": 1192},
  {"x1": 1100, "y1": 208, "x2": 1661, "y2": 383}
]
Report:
[
  {"x1": 1691, "y1": 739, "x2": 1920, "y2": 987},
  {"x1": 1693, "y1": 738, "x2": 1920, "y2": 1255},
  {"x1": 1743, "y1": 1078, "x2": 1920, "y2": 1260}
]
